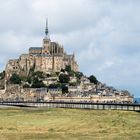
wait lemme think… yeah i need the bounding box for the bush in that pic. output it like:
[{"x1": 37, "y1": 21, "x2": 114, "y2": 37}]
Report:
[
  {"x1": 69, "y1": 82, "x2": 77, "y2": 86},
  {"x1": 62, "y1": 85, "x2": 69, "y2": 94},
  {"x1": 27, "y1": 76, "x2": 32, "y2": 84},
  {"x1": 65, "y1": 65, "x2": 71, "y2": 73},
  {"x1": 59, "y1": 74, "x2": 70, "y2": 84},
  {"x1": 9, "y1": 73, "x2": 21, "y2": 84},
  {"x1": 88, "y1": 75, "x2": 98, "y2": 84},
  {"x1": 0, "y1": 71, "x2": 5, "y2": 80},
  {"x1": 75, "y1": 72, "x2": 83, "y2": 79},
  {"x1": 65, "y1": 65, "x2": 75, "y2": 76},
  {"x1": 31, "y1": 77, "x2": 46, "y2": 88},
  {"x1": 32, "y1": 71, "x2": 44, "y2": 78},
  {"x1": 20, "y1": 76, "x2": 27, "y2": 82},
  {"x1": 60, "y1": 69, "x2": 65, "y2": 73},
  {"x1": 48, "y1": 83, "x2": 61, "y2": 89}
]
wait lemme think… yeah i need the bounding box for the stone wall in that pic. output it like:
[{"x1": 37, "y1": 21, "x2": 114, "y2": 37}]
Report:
[
  {"x1": 46, "y1": 96, "x2": 134, "y2": 103},
  {"x1": 1, "y1": 85, "x2": 48, "y2": 101}
]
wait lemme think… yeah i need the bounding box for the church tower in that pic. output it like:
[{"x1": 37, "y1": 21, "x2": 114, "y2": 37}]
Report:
[{"x1": 43, "y1": 19, "x2": 51, "y2": 54}]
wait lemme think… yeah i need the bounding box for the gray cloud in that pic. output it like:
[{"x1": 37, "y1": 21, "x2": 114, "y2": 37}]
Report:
[{"x1": 0, "y1": 0, "x2": 140, "y2": 97}]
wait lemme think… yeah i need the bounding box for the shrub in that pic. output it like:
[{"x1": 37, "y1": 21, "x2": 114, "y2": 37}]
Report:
[
  {"x1": 59, "y1": 74, "x2": 70, "y2": 84},
  {"x1": 9, "y1": 73, "x2": 21, "y2": 84},
  {"x1": 62, "y1": 85, "x2": 69, "y2": 94},
  {"x1": 75, "y1": 72, "x2": 83, "y2": 79},
  {"x1": 31, "y1": 77, "x2": 46, "y2": 88},
  {"x1": 88, "y1": 75, "x2": 98, "y2": 84},
  {"x1": 0, "y1": 71, "x2": 5, "y2": 80}
]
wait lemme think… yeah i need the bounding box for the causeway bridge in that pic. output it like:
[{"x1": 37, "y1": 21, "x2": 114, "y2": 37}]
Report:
[{"x1": 0, "y1": 101, "x2": 140, "y2": 111}]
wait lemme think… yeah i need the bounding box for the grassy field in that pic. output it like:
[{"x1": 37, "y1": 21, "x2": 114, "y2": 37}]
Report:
[{"x1": 0, "y1": 107, "x2": 140, "y2": 140}]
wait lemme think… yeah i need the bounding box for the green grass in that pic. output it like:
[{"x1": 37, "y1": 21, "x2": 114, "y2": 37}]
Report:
[{"x1": 0, "y1": 107, "x2": 140, "y2": 140}]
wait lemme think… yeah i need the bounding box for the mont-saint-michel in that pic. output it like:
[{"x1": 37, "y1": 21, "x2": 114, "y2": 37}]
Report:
[
  {"x1": 0, "y1": 20, "x2": 134, "y2": 103},
  {"x1": 1, "y1": 1, "x2": 140, "y2": 140}
]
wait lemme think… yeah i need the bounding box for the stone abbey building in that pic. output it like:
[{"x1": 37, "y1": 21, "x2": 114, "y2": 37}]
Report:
[{"x1": 5, "y1": 21, "x2": 79, "y2": 79}]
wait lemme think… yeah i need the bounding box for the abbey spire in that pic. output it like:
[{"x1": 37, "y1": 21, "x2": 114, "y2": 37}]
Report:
[
  {"x1": 43, "y1": 18, "x2": 51, "y2": 50},
  {"x1": 45, "y1": 19, "x2": 49, "y2": 36},
  {"x1": 44, "y1": 19, "x2": 50, "y2": 41}
]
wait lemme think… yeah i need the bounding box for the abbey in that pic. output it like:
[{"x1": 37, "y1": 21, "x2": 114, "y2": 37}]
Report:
[{"x1": 5, "y1": 21, "x2": 79, "y2": 79}]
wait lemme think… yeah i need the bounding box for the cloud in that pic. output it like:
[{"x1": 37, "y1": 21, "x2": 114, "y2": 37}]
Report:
[{"x1": 0, "y1": 0, "x2": 140, "y2": 97}]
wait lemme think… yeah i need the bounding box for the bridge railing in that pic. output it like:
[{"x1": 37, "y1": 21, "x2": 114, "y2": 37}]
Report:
[{"x1": 0, "y1": 101, "x2": 140, "y2": 111}]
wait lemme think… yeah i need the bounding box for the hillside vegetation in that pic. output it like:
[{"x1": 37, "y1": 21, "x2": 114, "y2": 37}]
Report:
[{"x1": 0, "y1": 108, "x2": 140, "y2": 140}]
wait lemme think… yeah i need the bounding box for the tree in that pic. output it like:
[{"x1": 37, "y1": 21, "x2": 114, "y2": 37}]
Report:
[
  {"x1": 0, "y1": 71, "x2": 5, "y2": 80},
  {"x1": 69, "y1": 82, "x2": 77, "y2": 86},
  {"x1": 32, "y1": 71, "x2": 44, "y2": 79},
  {"x1": 75, "y1": 72, "x2": 83, "y2": 79},
  {"x1": 88, "y1": 75, "x2": 98, "y2": 84},
  {"x1": 9, "y1": 73, "x2": 21, "y2": 84},
  {"x1": 59, "y1": 74, "x2": 70, "y2": 84},
  {"x1": 27, "y1": 76, "x2": 32, "y2": 84},
  {"x1": 60, "y1": 69, "x2": 65, "y2": 73},
  {"x1": 65, "y1": 65, "x2": 71, "y2": 73},
  {"x1": 62, "y1": 85, "x2": 69, "y2": 94},
  {"x1": 48, "y1": 83, "x2": 61, "y2": 89},
  {"x1": 31, "y1": 77, "x2": 46, "y2": 88},
  {"x1": 65, "y1": 65, "x2": 75, "y2": 76}
]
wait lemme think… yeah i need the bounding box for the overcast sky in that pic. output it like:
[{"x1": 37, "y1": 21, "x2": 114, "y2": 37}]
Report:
[{"x1": 0, "y1": 0, "x2": 140, "y2": 97}]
